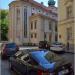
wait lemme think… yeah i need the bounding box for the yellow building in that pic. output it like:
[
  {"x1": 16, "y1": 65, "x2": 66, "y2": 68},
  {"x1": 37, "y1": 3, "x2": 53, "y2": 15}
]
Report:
[{"x1": 58, "y1": 0, "x2": 75, "y2": 52}]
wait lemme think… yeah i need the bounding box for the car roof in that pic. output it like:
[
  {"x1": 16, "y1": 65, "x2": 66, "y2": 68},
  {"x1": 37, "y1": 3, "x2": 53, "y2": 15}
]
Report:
[
  {"x1": 30, "y1": 50, "x2": 55, "y2": 70},
  {"x1": 45, "y1": 51, "x2": 70, "y2": 69}
]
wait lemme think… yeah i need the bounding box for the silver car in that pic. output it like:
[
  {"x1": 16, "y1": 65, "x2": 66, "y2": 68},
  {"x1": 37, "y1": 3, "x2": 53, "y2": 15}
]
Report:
[{"x1": 50, "y1": 42, "x2": 65, "y2": 53}]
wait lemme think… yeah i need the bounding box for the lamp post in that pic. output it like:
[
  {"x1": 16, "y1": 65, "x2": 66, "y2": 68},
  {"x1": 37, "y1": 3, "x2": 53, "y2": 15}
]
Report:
[{"x1": 44, "y1": 32, "x2": 46, "y2": 41}]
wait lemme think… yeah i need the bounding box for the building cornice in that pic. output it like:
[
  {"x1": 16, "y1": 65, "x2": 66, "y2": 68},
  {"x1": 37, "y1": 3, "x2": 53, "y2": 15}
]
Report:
[
  {"x1": 29, "y1": 14, "x2": 57, "y2": 21},
  {"x1": 58, "y1": 17, "x2": 75, "y2": 25},
  {"x1": 9, "y1": 0, "x2": 57, "y2": 14}
]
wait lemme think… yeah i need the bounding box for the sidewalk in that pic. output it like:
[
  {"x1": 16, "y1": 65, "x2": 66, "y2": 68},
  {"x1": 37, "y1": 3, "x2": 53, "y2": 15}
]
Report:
[
  {"x1": 65, "y1": 48, "x2": 75, "y2": 54},
  {"x1": 65, "y1": 51, "x2": 75, "y2": 54}
]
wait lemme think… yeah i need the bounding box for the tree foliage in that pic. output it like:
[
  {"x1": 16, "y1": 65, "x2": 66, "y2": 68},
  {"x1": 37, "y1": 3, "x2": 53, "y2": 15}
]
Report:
[{"x1": 0, "y1": 10, "x2": 8, "y2": 41}]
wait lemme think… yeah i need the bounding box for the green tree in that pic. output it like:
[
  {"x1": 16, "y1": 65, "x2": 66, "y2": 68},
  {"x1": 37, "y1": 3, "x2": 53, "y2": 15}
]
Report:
[{"x1": 0, "y1": 10, "x2": 8, "y2": 41}]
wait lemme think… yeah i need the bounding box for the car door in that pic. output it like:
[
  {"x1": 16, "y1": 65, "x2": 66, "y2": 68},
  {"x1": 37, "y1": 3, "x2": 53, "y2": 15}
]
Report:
[
  {"x1": 19, "y1": 54, "x2": 30, "y2": 75},
  {"x1": 11, "y1": 51, "x2": 25, "y2": 74},
  {"x1": 20, "y1": 54, "x2": 38, "y2": 75}
]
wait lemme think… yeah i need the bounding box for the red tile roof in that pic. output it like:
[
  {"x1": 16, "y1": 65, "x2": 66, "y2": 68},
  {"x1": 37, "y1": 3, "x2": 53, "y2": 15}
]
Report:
[
  {"x1": 25, "y1": 0, "x2": 57, "y2": 13},
  {"x1": 9, "y1": 0, "x2": 57, "y2": 14}
]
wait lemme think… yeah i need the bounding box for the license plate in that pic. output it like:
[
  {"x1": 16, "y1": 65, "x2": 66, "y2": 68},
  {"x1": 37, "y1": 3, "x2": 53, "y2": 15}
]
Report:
[{"x1": 58, "y1": 69, "x2": 69, "y2": 75}]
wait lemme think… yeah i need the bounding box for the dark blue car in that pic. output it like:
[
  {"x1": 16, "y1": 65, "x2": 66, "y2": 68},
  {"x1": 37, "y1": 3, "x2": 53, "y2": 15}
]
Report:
[
  {"x1": 9, "y1": 49, "x2": 73, "y2": 75},
  {"x1": 1, "y1": 42, "x2": 19, "y2": 59}
]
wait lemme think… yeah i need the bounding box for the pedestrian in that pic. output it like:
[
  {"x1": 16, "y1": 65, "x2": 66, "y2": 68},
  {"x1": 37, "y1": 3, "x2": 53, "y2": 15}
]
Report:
[{"x1": 67, "y1": 42, "x2": 69, "y2": 51}]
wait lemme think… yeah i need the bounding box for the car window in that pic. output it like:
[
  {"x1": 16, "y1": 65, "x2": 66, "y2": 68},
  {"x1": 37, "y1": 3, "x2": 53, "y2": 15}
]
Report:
[
  {"x1": 45, "y1": 51, "x2": 63, "y2": 63},
  {"x1": 15, "y1": 51, "x2": 22, "y2": 57},
  {"x1": 6, "y1": 43, "x2": 16, "y2": 48},
  {"x1": 23, "y1": 56, "x2": 30, "y2": 61},
  {"x1": 23, "y1": 55, "x2": 38, "y2": 65},
  {"x1": 27, "y1": 57, "x2": 38, "y2": 65},
  {"x1": 17, "y1": 53, "x2": 25, "y2": 58},
  {"x1": 14, "y1": 51, "x2": 29, "y2": 59},
  {"x1": 21, "y1": 54, "x2": 29, "y2": 61}
]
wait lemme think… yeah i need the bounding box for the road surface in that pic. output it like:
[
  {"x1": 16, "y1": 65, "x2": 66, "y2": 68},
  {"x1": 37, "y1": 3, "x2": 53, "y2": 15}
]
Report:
[
  {"x1": 0, "y1": 56, "x2": 16, "y2": 75},
  {"x1": 0, "y1": 47, "x2": 75, "y2": 75}
]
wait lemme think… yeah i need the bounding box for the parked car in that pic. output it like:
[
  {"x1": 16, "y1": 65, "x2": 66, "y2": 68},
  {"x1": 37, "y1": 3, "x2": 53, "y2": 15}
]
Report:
[
  {"x1": 39, "y1": 41, "x2": 50, "y2": 49},
  {"x1": 9, "y1": 49, "x2": 73, "y2": 75},
  {"x1": 1, "y1": 42, "x2": 19, "y2": 59},
  {"x1": 0, "y1": 43, "x2": 3, "y2": 54},
  {"x1": 50, "y1": 42, "x2": 65, "y2": 53}
]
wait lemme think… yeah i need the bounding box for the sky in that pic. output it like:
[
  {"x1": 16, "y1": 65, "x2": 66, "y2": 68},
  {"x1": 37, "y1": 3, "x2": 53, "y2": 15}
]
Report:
[{"x1": 0, "y1": 0, "x2": 58, "y2": 9}]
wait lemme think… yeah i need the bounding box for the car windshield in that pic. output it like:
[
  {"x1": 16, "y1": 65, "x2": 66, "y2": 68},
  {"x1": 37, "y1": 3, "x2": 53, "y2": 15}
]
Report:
[
  {"x1": 6, "y1": 43, "x2": 16, "y2": 48},
  {"x1": 17, "y1": 52, "x2": 25, "y2": 58},
  {"x1": 15, "y1": 51, "x2": 22, "y2": 57},
  {"x1": 15, "y1": 50, "x2": 30, "y2": 58},
  {"x1": 45, "y1": 51, "x2": 63, "y2": 63}
]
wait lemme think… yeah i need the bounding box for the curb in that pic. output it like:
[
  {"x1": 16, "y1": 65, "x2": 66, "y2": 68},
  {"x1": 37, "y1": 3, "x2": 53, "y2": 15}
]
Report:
[{"x1": 65, "y1": 51, "x2": 75, "y2": 54}]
